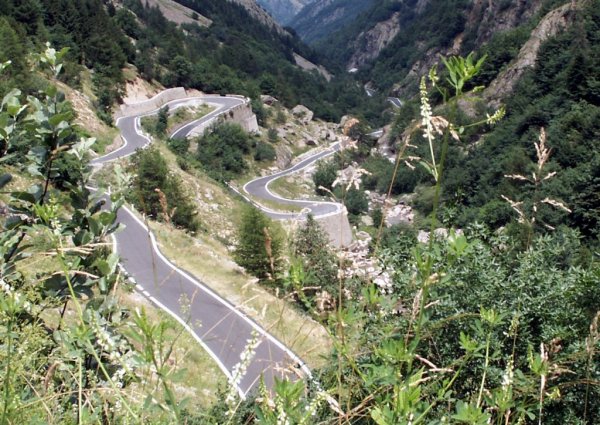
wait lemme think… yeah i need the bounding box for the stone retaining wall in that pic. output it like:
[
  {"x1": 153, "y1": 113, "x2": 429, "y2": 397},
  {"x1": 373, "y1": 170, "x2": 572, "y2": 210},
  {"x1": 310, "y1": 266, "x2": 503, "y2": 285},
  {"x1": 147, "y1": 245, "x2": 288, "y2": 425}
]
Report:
[
  {"x1": 188, "y1": 101, "x2": 259, "y2": 137},
  {"x1": 115, "y1": 87, "x2": 187, "y2": 118},
  {"x1": 115, "y1": 88, "x2": 258, "y2": 136},
  {"x1": 316, "y1": 209, "x2": 353, "y2": 248}
]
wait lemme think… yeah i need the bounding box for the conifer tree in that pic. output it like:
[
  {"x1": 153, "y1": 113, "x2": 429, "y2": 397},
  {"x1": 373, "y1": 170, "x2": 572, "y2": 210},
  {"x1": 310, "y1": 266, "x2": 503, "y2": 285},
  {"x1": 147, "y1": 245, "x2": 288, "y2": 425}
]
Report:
[
  {"x1": 293, "y1": 214, "x2": 339, "y2": 298},
  {"x1": 234, "y1": 206, "x2": 282, "y2": 281}
]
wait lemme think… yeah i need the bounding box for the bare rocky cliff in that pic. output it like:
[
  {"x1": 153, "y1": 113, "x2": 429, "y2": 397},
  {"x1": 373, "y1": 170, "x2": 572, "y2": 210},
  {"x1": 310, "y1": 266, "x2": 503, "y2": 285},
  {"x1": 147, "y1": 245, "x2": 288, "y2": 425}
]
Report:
[
  {"x1": 347, "y1": 0, "x2": 429, "y2": 69},
  {"x1": 484, "y1": 1, "x2": 579, "y2": 106},
  {"x1": 389, "y1": 0, "x2": 546, "y2": 97},
  {"x1": 348, "y1": 12, "x2": 402, "y2": 69},
  {"x1": 118, "y1": 0, "x2": 212, "y2": 26}
]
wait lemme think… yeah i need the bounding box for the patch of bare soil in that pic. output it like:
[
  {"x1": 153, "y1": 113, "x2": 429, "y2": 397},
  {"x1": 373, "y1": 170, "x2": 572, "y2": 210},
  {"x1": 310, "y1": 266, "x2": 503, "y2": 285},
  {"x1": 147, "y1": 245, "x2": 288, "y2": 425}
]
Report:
[
  {"x1": 57, "y1": 81, "x2": 112, "y2": 139},
  {"x1": 143, "y1": 0, "x2": 211, "y2": 27},
  {"x1": 122, "y1": 76, "x2": 163, "y2": 105}
]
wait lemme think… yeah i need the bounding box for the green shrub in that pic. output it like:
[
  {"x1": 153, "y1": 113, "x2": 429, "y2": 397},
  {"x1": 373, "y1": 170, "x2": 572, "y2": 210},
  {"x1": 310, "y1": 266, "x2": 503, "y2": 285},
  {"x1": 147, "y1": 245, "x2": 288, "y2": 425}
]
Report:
[
  {"x1": 195, "y1": 122, "x2": 251, "y2": 182},
  {"x1": 344, "y1": 187, "x2": 368, "y2": 216},
  {"x1": 313, "y1": 160, "x2": 337, "y2": 196},
  {"x1": 130, "y1": 147, "x2": 198, "y2": 232},
  {"x1": 167, "y1": 136, "x2": 191, "y2": 156},
  {"x1": 254, "y1": 141, "x2": 276, "y2": 162}
]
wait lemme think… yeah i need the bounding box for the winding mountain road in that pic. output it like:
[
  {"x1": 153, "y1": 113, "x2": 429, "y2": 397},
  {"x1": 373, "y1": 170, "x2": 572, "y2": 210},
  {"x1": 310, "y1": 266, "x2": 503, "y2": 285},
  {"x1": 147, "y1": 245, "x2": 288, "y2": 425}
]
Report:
[
  {"x1": 242, "y1": 143, "x2": 343, "y2": 220},
  {"x1": 94, "y1": 95, "x2": 313, "y2": 397}
]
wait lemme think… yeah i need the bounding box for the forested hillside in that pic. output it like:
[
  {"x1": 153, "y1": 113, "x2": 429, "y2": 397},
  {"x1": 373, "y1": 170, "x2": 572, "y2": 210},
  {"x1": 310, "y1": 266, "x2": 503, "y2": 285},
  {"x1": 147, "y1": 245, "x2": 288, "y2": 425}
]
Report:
[
  {"x1": 314, "y1": 0, "x2": 546, "y2": 88},
  {"x1": 439, "y1": 3, "x2": 600, "y2": 240},
  {"x1": 0, "y1": 0, "x2": 132, "y2": 122},
  {"x1": 0, "y1": 0, "x2": 386, "y2": 124},
  {"x1": 333, "y1": 0, "x2": 599, "y2": 243}
]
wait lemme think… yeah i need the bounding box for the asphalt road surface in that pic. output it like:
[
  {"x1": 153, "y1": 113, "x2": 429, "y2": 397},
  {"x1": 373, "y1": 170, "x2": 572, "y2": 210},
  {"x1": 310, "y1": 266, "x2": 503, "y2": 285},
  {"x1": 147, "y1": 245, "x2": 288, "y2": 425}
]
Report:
[
  {"x1": 242, "y1": 143, "x2": 342, "y2": 220},
  {"x1": 94, "y1": 95, "x2": 310, "y2": 397}
]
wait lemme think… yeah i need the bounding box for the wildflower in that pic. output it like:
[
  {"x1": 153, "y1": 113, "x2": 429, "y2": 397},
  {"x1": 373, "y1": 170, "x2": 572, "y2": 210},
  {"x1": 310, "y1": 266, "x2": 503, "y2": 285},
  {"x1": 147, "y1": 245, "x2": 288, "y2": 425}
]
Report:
[
  {"x1": 275, "y1": 396, "x2": 290, "y2": 425},
  {"x1": 501, "y1": 359, "x2": 515, "y2": 392},
  {"x1": 534, "y1": 128, "x2": 551, "y2": 174},
  {"x1": 430, "y1": 116, "x2": 460, "y2": 141},
  {"x1": 501, "y1": 195, "x2": 527, "y2": 224},
  {"x1": 501, "y1": 128, "x2": 570, "y2": 230},
  {"x1": 300, "y1": 392, "x2": 328, "y2": 423},
  {"x1": 419, "y1": 77, "x2": 440, "y2": 181},
  {"x1": 225, "y1": 330, "x2": 261, "y2": 412},
  {"x1": 541, "y1": 198, "x2": 572, "y2": 213},
  {"x1": 420, "y1": 77, "x2": 434, "y2": 143},
  {"x1": 331, "y1": 166, "x2": 371, "y2": 191},
  {"x1": 486, "y1": 106, "x2": 505, "y2": 125},
  {"x1": 0, "y1": 279, "x2": 32, "y2": 313},
  {"x1": 428, "y1": 66, "x2": 439, "y2": 86}
]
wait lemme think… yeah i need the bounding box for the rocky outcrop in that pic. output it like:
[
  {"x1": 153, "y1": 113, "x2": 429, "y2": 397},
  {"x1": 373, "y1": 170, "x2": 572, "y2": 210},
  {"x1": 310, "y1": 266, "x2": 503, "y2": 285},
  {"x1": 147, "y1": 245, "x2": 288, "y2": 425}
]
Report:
[
  {"x1": 340, "y1": 231, "x2": 393, "y2": 293},
  {"x1": 275, "y1": 144, "x2": 293, "y2": 169},
  {"x1": 142, "y1": 0, "x2": 212, "y2": 27},
  {"x1": 293, "y1": 53, "x2": 332, "y2": 81},
  {"x1": 260, "y1": 95, "x2": 278, "y2": 105},
  {"x1": 385, "y1": 204, "x2": 414, "y2": 226},
  {"x1": 348, "y1": 12, "x2": 402, "y2": 69},
  {"x1": 464, "y1": 0, "x2": 543, "y2": 49},
  {"x1": 484, "y1": 1, "x2": 578, "y2": 106},
  {"x1": 391, "y1": 0, "x2": 544, "y2": 97},
  {"x1": 291, "y1": 105, "x2": 314, "y2": 124},
  {"x1": 367, "y1": 191, "x2": 414, "y2": 227}
]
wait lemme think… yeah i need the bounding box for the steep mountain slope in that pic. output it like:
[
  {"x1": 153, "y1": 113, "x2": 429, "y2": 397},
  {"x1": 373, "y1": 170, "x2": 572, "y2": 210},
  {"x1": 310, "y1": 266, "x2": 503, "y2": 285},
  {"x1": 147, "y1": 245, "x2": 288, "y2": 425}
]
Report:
[
  {"x1": 317, "y1": 0, "x2": 547, "y2": 92},
  {"x1": 290, "y1": 0, "x2": 375, "y2": 44},
  {"x1": 347, "y1": 0, "x2": 598, "y2": 239},
  {"x1": 143, "y1": 0, "x2": 212, "y2": 26},
  {"x1": 256, "y1": 0, "x2": 315, "y2": 24},
  {"x1": 227, "y1": 0, "x2": 286, "y2": 31}
]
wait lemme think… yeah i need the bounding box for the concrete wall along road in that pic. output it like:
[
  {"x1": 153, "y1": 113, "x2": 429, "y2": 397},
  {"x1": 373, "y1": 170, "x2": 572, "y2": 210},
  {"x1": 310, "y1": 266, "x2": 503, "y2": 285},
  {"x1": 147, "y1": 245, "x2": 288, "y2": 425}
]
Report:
[
  {"x1": 316, "y1": 209, "x2": 353, "y2": 247},
  {"x1": 188, "y1": 98, "x2": 259, "y2": 137},
  {"x1": 115, "y1": 88, "x2": 188, "y2": 118},
  {"x1": 115, "y1": 89, "x2": 258, "y2": 136}
]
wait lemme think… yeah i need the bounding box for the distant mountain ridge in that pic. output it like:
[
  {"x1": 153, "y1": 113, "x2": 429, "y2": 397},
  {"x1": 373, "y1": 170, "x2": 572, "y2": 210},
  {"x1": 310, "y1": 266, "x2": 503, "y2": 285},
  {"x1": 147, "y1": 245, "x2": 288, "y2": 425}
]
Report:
[
  {"x1": 290, "y1": 0, "x2": 375, "y2": 44},
  {"x1": 228, "y1": 0, "x2": 287, "y2": 32},
  {"x1": 255, "y1": 0, "x2": 315, "y2": 24}
]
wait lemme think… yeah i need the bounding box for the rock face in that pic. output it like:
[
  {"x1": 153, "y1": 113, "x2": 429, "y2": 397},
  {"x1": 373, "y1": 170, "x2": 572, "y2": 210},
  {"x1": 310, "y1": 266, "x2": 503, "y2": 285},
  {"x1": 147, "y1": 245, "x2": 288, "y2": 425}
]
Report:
[
  {"x1": 484, "y1": 1, "x2": 578, "y2": 106},
  {"x1": 142, "y1": 0, "x2": 212, "y2": 27},
  {"x1": 275, "y1": 144, "x2": 293, "y2": 169},
  {"x1": 260, "y1": 95, "x2": 278, "y2": 105},
  {"x1": 291, "y1": 105, "x2": 314, "y2": 124},
  {"x1": 348, "y1": 12, "x2": 402, "y2": 69},
  {"x1": 293, "y1": 53, "x2": 332, "y2": 81},
  {"x1": 389, "y1": 0, "x2": 544, "y2": 97}
]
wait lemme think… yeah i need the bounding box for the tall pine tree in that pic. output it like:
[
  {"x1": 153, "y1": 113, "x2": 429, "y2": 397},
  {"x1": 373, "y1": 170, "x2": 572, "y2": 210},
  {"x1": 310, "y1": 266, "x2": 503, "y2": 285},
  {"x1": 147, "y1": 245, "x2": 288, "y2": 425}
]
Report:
[{"x1": 235, "y1": 206, "x2": 282, "y2": 281}]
